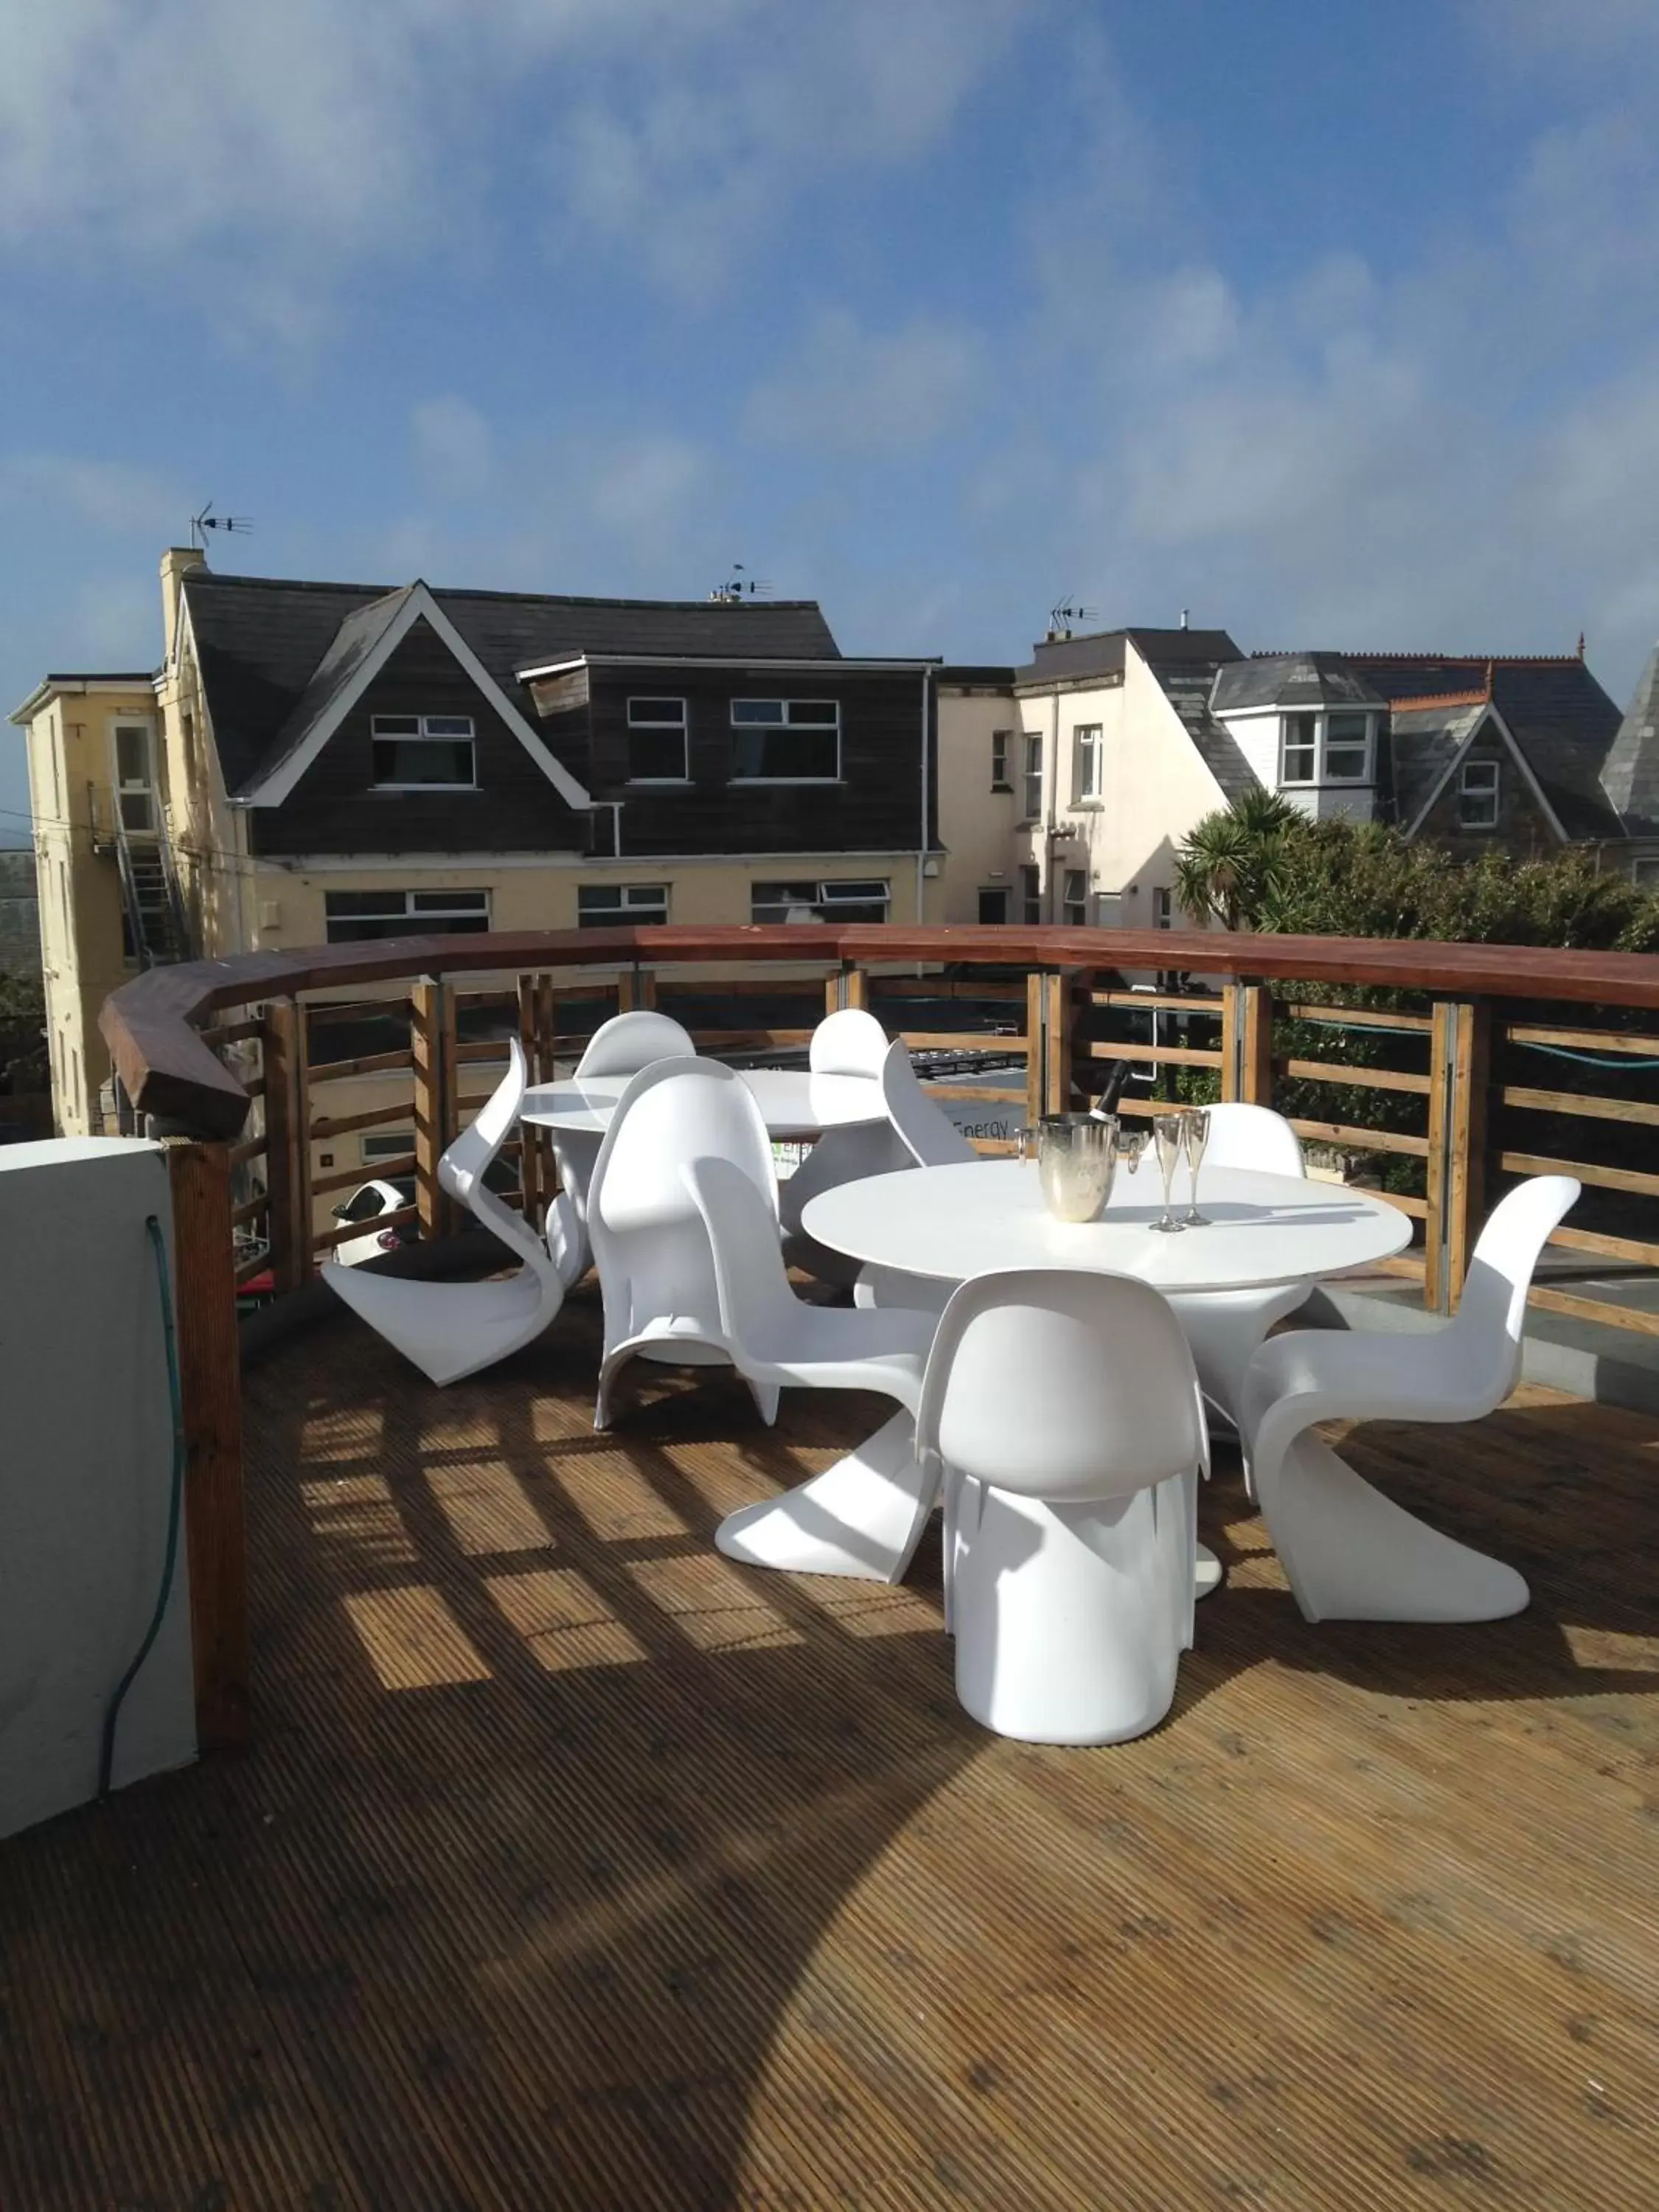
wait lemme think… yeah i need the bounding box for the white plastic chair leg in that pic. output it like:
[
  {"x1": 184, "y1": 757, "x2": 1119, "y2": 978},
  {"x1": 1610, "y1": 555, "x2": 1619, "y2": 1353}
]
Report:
[
  {"x1": 1264, "y1": 1430, "x2": 1529, "y2": 1624},
  {"x1": 953, "y1": 1484, "x2": 1184, "y2": 1745},
  {"x1": 714, "y1": 1408, "x2": 936, "y2": 1583}
]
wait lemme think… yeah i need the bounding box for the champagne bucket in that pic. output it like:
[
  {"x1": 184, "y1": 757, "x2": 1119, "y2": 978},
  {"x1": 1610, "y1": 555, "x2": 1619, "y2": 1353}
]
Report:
[{"x1": 1025, "y1": 1113, "x2": 1119, "y2": 1222}]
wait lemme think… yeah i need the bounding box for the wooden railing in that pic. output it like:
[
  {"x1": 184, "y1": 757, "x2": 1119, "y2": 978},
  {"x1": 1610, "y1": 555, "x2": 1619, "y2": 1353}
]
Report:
[{"x1": 104, "y1": 923, "x2": 1659, "y2": 1329}]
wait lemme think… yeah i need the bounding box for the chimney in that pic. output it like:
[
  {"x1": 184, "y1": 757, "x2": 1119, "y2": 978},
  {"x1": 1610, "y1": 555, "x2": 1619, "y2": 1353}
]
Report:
[
  {"x1": 160, "y1": 546, "x2": 206, "y2": 662},
  {"x1": 1180, "y1": 608, "x2": 1190, "y2": 630}
]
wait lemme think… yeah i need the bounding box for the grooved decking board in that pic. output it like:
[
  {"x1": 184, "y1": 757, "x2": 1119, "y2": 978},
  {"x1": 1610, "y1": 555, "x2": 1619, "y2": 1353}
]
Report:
[{"x1": 2, "y1": 1286, "x2": 1657, "y2": 2209}]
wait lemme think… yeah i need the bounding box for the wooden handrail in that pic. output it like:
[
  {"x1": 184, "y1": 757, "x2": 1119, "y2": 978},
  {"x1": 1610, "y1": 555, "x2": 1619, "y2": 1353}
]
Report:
[{"x1": 100, "y1": 922, "x2": 1659, "y2": 1139}]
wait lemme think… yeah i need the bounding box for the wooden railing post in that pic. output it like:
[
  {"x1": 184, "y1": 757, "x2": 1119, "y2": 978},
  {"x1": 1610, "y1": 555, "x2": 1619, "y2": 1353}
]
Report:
[
  {"x1": 164, "y1": 1139, "x2": 250, "y2": 1750},
  {"x1": 1026, "y1": 970, "x2": 1081, "y2": 1122},
  {"x1": 618, "y1": 966, "x2": 656, "y2": 1013},
  {"x1": 411, "y1": 978, "x2": 450, "y2": 1241},
  {"x1": 827, "y1": 961, "x2": 869, "y2": 1015},
  {"x1": 1425, "y1": 999, "x2": 1489, "y2": 1312},
  {"x1": 260, "y1": 996, "x2": 310, "y2": 1292},
  {"x1": 1222, "y1": 981, "x2": 1275, "y2": 1105}
]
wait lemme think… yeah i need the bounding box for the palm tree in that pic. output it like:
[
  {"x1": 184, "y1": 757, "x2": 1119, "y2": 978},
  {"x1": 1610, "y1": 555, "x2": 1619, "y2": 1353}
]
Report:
[{"x1": 1173, "y1": 787, "x2": 1305, "y2": 931}]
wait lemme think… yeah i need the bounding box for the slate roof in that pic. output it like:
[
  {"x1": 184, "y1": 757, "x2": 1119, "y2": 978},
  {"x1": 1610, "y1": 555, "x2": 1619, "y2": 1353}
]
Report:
[
  {"x1": 1385, "y1": 701, "x2": 1488, "y2": 830},
  {"x1": 1601, "y1": 641, "x2": 1659, "y2": 835},
  {"x1": 1212, "y1": 653, "x2": 1387, "y2": 713},
  {"x1": 1344, "y1": 655, "x2": 1626, "y2": 841},
  {"x1": 182, "y1": 571, "x2": 843, "y2": 797},
  {"x1": 1127, "y1": 629, "x2": 1255, "y2": 804}
]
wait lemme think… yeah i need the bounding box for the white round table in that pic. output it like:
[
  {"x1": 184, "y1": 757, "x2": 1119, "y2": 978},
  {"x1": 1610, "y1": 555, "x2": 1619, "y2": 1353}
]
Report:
[
  {"x1": 720, "y1": 1159, "x2": 1412, "y2": 1602},
  {"x1": 801, "y1": 1159, "x2": 1413, "y2": 1290},
  {"x1": 521, "y1": 1067, "x2": 885, "y2": 1139}
]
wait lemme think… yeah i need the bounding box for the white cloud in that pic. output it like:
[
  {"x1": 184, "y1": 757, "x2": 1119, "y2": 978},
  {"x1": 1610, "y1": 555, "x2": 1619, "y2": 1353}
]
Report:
[
  {"x1": 0, "y1": 0, "x2": 1036, "y2": 322},
  {"x1": 745, "y1": 310, "x2": 982, "y2": 456}
]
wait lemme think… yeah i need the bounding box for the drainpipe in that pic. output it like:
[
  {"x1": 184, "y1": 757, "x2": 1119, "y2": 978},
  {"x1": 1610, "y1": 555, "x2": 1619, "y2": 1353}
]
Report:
[{"x1": 1047, "y1": 686, "x2": 1061, "y2": 921}]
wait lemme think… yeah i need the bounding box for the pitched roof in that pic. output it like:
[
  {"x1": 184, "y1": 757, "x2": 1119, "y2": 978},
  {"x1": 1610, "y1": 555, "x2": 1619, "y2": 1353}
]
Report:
[
  {"x1": 1212, "y1": 653, "x2": 1387, "y2": 713},
  {"x1": 1127, "y1": 629, "x2": 1255, "y2": 804},
  {"x1": 1343, "y1": 654, "x2": 1625, "y2": 840},
  {"x1": 1601, "y1": 641, "x2": 1659, "y2": 835},
  {"x1": 1387, "y1": 700, "x2": 1489, "y2": 829},
  {"x1": 183, "y1": 570, "x2": 843, "y2": 797}
]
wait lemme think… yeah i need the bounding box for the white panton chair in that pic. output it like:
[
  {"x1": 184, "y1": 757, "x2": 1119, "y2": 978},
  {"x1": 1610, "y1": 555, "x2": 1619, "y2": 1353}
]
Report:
[
  {"x1": 585, "y1": 1057, "x2": 778, "y2": 1430},
  {"x1": 324, "y1": 1035, "x2": 568, "y2": 1386},
  {"x1": 1239, "y1": 1175, "x2": 1579, "y2": 1623},
  {"x1": 915, "y1": 1268, "x2": 1208, "y2": 1745}
]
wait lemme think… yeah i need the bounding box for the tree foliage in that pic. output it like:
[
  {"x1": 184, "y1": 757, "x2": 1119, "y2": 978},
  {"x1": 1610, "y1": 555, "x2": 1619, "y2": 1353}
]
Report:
[{"x1": 0, "y1": 965, "x2": 48, "y2": 1097}]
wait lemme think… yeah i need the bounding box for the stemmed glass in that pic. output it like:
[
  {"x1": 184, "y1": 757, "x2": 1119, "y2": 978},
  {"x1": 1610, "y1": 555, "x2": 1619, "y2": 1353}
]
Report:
[
  {"x1": 1152, "y1": 1112, "x2": 1186, "y2": 1233},
  {"x1": 1118, "y1": 1129, "x2": 1147, "y2": 1178},
  {"x1": 1182, "y1": 1107, "x2": 1211, "y2": 1226}
]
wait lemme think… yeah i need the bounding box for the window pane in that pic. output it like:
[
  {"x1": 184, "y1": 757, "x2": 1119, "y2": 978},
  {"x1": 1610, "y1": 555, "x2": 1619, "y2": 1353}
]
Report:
[
  {"x1": 412, "y1": 891, "x2": 487, "y2": 913},
  {"x1": 1462, "y1": 761, "x2": 1499, "y2": 790},
  {"x1": 628, "y1": 698, "x2": 685, "y2": 726},
  {"x1": 627, "y1": 728, "x2": 687, "y2": 780},
  {"x1": 370, "y1": 715, "x2": 420, "y2": 735},
  {"x1": 373, "y1": 738, "x2": 474, "y2": 786},
  {"x1": 422, "y1": 716, "x2": 474, "y2": 737},
  {"x1": 578, "y1": 885, "x2": 622, "y2": 911},
  {"x1": 978, "y1": 888, "x2": 1009, "y2": 923},
  {"x1": 114, "y1": 726, "x2": 149, "y2": 781},
  {"x1": 325, "y1": 891, "x2": 406, "y2": 918},
  {"x1": 787, "y1": 700, "x2": 838, "y2": 726},
  {"x1": 733, "y1": 726, "x2": 838, "y2": 778},
  {"x1": 731, "y1": 700, "x2": 785, "y2": 725}
]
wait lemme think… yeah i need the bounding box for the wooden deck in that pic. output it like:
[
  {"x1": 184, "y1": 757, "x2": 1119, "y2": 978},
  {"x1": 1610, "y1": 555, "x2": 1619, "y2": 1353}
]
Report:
[{"x1": 3, "y1": 1286, "x2": 1658, "y2": 2211}]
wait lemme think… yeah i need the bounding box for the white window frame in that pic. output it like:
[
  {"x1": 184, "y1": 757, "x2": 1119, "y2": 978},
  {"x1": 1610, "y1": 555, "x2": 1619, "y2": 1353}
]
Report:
[
  {"x1": 625, "y1": 698, "x2": 689, "y2": 785},
  {"x1": 111, "y1": 717, "x2": 159, "y2": 835},
  {"x1": 1062, "y1": 867, "x2": 1089, "y2": 927},
  {"x1": 990, "y1": 730, "x2": 1012, "y2": 792},
  {"x1": 1279, "y1": 710, "x2": 1374, "y2": 787},
  {"x1": 1457, "y1": 758, "x2": 1500, "y2": 830},
  {"x1": 577, "y1": 883, "x2": 670, "y2": 928},
  {"x1": 749, "y1": 877, "x2": 890, "y2": 925},
  {"x1": 369, "y1": 714, "x2": 477, "y2": 791},
  {"x1": 1071, "y1": 724, "x2": 1104, "y2": 805},
  {"x1": 730, "y1": 700, "x2": 841, "y2": 783},
  {"x1": 323, "y1": 887, "x2": 490, "y2": 943},
  {"x1": 1019, "y1": 862, "x2": 1041, "y2": 925},
  {"x1": 1152, "y1": 887, "x2": 1174, "y2": 930},
  {"x1": 1021, "y1": 733, "x2": 1043, "y2": 821}
]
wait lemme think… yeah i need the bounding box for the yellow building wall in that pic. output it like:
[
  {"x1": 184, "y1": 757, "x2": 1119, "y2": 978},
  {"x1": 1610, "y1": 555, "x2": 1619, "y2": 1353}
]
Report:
[
  {"x1": 935, "y1": 688, "x2": 1021, "y2": 921},
  {"x1": 24, "y1": 688, "x2": 159, "y2": 1134}
]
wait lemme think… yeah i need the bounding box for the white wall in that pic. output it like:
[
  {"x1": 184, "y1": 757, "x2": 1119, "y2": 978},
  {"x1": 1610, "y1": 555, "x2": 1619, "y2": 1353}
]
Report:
[
  {"x1": 936, "y1": 686, "x2": 1020, "y2": 919},
  {"x1": 0, "y1": 1139, "x2": 196, "y2": 1837}
]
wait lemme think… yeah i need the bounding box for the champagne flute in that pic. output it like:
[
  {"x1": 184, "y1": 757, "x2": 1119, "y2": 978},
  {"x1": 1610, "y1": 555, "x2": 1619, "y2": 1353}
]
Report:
[
  {"x1": 1152, "y1": 1112, "x2": 1186, "y2": 1233},
  {"x1": 1182, "y1": 1107, "x2": 1211, "y2": 1225}
]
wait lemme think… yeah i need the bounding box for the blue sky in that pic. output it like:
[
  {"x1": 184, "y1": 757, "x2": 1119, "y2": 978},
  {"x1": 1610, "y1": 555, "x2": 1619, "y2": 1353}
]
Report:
[{"x1": 4, "y1": 0, "x2": 1659, "y2": 838}]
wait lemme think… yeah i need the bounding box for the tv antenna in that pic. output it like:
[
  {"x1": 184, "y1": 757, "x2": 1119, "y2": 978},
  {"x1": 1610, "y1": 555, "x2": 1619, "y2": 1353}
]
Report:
[
  {"x1": 1048, "y1": 596, "x2": 1098, "y2": 638},
  {"x1": 189, "y1": 501, "x2": 254, "y2": 552},
  {"x1": 710, "y1": 561, "x2": 773, "y2": 603}
]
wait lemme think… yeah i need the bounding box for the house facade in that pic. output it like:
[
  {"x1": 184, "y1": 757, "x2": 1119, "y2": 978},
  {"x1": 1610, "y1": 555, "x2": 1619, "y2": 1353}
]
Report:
[
  {"x1": 939, "y1": 625, "x2": 1652, "y2": 930},
  {"x1": 13, "y1": 549, "x2": 945, "y2": 1141}
]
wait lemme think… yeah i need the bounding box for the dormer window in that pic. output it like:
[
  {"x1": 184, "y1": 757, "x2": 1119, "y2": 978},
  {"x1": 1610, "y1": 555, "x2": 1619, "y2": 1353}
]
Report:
[
  {"x1": 1279, "y1": 711, "x2": 1373, "y2": 786},
  {"x1": 627, "y1": 698, "x2": 689, "y2": 783},
  {"x1": 372, "y1": 714, "x2": 476, "y2": 789}
]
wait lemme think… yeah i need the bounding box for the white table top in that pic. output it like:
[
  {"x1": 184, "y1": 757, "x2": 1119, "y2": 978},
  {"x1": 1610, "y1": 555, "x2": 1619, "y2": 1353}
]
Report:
[
  {"x1": 802, "y1": 1159, "x2": 1412, "y2": 1293},
  {"x1": 521, "y1": 1067, "x2": 886, "y2": 1140}
]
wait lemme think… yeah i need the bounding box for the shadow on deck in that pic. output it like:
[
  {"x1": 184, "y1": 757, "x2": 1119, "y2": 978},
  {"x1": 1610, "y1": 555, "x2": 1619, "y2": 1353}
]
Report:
[{"x1": 2, "y1": 1286, "x2": 1657, "y2": 2210}]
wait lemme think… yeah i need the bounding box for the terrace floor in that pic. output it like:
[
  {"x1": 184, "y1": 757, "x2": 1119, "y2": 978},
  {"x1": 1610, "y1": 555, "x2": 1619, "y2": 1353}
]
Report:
[{"x1": 4, "y1": 1286, "x2": 1658, "y2": 2211}]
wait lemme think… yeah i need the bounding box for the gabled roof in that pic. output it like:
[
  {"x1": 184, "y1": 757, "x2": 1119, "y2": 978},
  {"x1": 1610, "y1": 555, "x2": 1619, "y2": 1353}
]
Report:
[
  {"x1": 1343, "y1": 653, "x2": 1625, "y2": 841},
  {"x1": 1602, "y1": 641, "x2": 1659, "y2": 835},
  {"x1": 183, "y1": 569, "x2": 844, "y2": 801},
  {"x1": 1389, "y1": 700, "x2": 1568, "y2": 841},
  {"x1": 237, "y1": 582, "x2": 594, "y2": 810}
]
